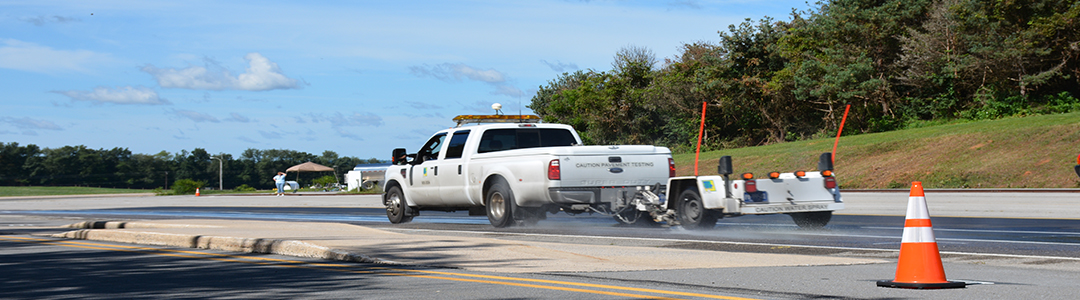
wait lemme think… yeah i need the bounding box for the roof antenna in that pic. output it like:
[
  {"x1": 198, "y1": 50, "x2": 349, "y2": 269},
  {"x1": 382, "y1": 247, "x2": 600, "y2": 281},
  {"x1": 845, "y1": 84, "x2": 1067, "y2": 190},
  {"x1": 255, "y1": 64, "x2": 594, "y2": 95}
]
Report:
[{"x1": 492, "y1": 103, "x2": 503, "y2": 115}]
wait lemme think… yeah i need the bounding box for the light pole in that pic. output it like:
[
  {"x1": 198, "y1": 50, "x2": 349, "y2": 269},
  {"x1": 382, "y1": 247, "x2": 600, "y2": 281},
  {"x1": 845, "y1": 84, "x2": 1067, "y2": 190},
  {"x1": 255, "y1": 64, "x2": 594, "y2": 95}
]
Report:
[{"x1": 210, "y1": 156, "x2": 223, "y2": 191}]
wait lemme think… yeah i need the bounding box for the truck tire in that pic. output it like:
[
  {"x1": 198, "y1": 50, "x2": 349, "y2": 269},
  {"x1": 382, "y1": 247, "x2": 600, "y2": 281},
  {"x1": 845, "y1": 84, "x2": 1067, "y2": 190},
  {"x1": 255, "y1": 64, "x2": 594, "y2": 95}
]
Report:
[
  {"x1": 385, "y1": 186, "x2": 413, "y2": 224},
  {"x1": 362, "y1": 180, "x2": 376, "y2": 190},
  {"x1": 486, "y1": 179, "x2": 515, "y2": 228},
  {"x1": 790, "y1": 211, "x2": 831, "y2": 229},
  {"x1": 676, "y1": 189, "x2": 719, "y2": 229}
]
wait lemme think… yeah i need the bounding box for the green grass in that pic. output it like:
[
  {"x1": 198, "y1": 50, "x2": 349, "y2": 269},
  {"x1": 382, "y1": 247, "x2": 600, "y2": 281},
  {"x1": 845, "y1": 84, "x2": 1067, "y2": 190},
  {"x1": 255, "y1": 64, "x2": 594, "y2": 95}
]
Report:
[
  {"x1": 673, "y1": 111, "x2": 1080, "y2": 189},
  {"x1": 0, "y1": 186, "x2": 153, "y2": 197}
]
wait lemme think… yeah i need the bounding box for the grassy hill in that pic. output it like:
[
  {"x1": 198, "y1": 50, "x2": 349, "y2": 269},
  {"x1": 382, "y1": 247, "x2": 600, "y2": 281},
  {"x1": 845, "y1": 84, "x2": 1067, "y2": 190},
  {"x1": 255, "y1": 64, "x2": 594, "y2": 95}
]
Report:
[{"x1": 672, "y1": 111, "x2": 1080, "y2": 189}]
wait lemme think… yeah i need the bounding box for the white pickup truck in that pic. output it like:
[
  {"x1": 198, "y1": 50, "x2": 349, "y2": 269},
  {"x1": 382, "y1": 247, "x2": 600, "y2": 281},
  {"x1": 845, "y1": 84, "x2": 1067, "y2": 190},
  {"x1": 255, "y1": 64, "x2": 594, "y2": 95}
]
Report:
[
  {"x1": 383, "y1": 115, "x2": 674, "y2": 227},
  {"x1": 383, "y1": 115, "x2": 842, "y2": 228}
]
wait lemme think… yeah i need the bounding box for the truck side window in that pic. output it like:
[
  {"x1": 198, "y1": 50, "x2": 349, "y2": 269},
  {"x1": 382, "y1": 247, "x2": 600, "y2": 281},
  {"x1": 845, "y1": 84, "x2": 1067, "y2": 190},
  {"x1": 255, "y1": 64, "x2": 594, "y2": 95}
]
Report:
[
  {"x1": 478, "y1": 129, "x2": 577, "y2": 153},
  {"x1": 418, "y1": 133, "x2": 447, "y2": 161},
  {"x1": 444, "y1": 130, "x2": 470, "y2": 159}
]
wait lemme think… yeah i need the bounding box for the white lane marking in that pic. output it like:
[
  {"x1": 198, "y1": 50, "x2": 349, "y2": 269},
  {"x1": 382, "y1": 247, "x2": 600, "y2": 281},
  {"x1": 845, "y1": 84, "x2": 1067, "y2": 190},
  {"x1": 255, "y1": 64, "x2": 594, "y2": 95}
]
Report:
[
  {"x1": 777, "y1": 232, "x2": 1080, "y2": 247},
  {"x1": 720, "y1": 223, "x2": 1080, "y2": 236},
  {"x1": 716, "y1": 223, "x2": 1080, "y2": 246},
  {"x1": 386, "y1": 228, "x2": 1080, "y2": 261},
  {"x1": 863, "y1": 226, "x2": 1080, "y2": 236}
]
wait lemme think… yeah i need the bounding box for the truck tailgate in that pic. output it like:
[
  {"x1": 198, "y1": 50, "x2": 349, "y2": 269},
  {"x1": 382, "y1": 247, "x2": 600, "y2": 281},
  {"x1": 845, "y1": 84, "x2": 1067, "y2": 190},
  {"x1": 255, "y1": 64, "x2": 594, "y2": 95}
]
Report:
[{"x1": 553, "y1": 146, "x2": 671, "y2": 188}]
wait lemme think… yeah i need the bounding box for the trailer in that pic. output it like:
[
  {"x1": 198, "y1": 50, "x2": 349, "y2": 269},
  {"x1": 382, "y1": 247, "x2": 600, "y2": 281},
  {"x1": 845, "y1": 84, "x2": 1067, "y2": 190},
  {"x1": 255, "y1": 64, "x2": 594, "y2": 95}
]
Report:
[
  {"x1": 345, "y1": 163, "x2": 391, "y2": 191},
  {"x1": 614, "y1": 153, "x2": 843, "y2": 229}
]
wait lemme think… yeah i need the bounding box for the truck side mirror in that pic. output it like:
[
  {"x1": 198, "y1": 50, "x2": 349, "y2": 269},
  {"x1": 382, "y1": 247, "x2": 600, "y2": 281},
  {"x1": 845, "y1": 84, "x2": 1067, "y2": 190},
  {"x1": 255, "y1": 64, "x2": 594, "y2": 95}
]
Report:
[
  {"x1": 392, "y1": 148, "x2": 407, "y2": 165},
  {"x1": 717, "y1": 156, "x2": 733, "y2": 175},
  {"x1": 818, "y1": 153, "x2": 834, "y2": 171}
]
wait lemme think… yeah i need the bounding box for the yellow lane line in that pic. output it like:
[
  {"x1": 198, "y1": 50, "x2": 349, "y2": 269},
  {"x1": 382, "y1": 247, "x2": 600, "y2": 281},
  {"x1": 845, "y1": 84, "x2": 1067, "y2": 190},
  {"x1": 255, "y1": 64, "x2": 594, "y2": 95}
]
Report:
[{"x1": 0, "y1": 236, "x2": 758, "y2": 300}]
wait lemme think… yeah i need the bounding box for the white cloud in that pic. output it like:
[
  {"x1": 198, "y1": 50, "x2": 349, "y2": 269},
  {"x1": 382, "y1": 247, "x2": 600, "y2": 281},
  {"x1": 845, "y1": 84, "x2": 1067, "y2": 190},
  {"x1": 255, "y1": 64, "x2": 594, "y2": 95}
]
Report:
[
  {"x1": 22, "y1": 15, "x2": 79, "y2": 26},
  {"x1": 410, "y1": 63, "x2": 505, "y2": 83},
  {"x1": 170, "y1": 109, "x2": 220, "y2": 123},
  {"x1": 1, "y1": 117, "x2": 63, "y2": 131},
  {"x1": 225, "y1": 112, "x2": 251, "y2": 122},
  {"x1": 403, "y1": 101, "x2": 443, "y2": 110},
  {"x1": 315, "y1": 112, "x2": 384, "y2": 127},
  {"x1": 258, "y1": 130, "x2": 283, "y2": 139},
  {"x1": 0, "y1": 39, "x2": 112, "y2": 74},
  {"x1": 409, "y1": 63, "x2": 524, "y2": 98},
  {"x1": 540, "y1": 60, "x2": 579, "y2": 72},
  {"x1": 142, "y1": 53, "x2": 301, "y2": 91},
  {"x1": 55, "y1": 86, "x2": 169, "y2": 105}
]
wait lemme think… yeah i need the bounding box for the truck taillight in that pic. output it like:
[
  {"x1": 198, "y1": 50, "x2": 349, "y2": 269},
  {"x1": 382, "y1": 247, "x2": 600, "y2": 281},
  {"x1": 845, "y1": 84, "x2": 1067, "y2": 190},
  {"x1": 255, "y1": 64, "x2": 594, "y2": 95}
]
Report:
[
  {"x1": 744, "y1": 179, "x2": 757, "y2": 193},
  {"x1": 824, "y1": 177, "x2": 837, "y2": 189},
  {"x1": 668, "y1": 158, "x2": 675, "y2": 177},
  {"x1": 548, "y1": 159, "x2": 561, "y2": 180}
]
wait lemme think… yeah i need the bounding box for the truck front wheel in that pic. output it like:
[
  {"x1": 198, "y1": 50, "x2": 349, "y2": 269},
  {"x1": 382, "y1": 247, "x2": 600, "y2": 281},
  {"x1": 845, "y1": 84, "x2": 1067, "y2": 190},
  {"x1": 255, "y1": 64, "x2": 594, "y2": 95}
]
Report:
[
  {"x1": 486, "y1": 180, "x2": 515, "y2": 228},
  {"x1": 385, "y1": 186, "x2": 413, "y2": 224},
  {"x1": 677, "y1": 189, "x2": 719, "y2": 229},
  {"x1": 789, "y1": 211, "x2": 832, "y2": 229}
]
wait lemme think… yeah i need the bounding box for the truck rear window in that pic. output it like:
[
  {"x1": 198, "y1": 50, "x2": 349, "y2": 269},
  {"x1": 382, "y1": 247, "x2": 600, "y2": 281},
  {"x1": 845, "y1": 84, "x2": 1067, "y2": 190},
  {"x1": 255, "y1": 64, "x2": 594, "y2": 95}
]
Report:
[{"x1": 477, "y1": 129, "x2": 577, "y2": 153}]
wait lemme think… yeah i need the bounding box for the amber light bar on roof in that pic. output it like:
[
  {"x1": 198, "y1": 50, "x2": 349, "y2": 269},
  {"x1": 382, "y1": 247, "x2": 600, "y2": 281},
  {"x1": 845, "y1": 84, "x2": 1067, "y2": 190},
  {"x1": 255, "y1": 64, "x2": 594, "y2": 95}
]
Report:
[{"x1": 453, "y1": 114, "x2": 542, "y2": 126}]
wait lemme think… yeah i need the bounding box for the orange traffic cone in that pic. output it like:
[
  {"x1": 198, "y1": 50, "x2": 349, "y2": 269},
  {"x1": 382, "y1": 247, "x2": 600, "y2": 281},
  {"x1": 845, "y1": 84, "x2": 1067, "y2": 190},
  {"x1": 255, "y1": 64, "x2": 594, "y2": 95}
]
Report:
[
  {"x1": 195, "y1": 188, "x2": 200, "y2": 197},
  {"x1": 877, "y1": 181, "x2": 965, "y2": 289}
]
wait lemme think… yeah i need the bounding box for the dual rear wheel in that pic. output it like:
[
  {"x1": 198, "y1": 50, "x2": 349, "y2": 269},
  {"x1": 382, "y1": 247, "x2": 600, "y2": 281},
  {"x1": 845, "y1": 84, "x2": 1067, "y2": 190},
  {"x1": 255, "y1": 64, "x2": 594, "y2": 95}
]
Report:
[{"x1": 485, "y1": 179, "x2": 542, "y2": 227}]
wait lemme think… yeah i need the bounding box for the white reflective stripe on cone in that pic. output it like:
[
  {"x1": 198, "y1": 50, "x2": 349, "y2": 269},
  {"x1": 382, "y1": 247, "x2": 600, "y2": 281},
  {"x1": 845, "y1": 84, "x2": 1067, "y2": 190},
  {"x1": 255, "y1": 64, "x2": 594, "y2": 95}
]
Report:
[
  {"x1": 901, "y1": 226, "x2": 937, "y2": 243},
  {"x1": 905, "y1": 196, "x2": 931, "y2": 219}
]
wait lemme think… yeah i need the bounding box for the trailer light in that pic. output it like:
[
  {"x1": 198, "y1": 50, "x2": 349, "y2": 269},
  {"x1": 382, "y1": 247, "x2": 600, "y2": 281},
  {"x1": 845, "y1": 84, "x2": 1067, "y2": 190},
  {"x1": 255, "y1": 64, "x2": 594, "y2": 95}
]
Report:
[
  {"x1": 768, "y1": 172, "x2": 780, "y2": 179},
  {"x1": 741, "y1": 172, "x2": 754, "y2": 180},
  {"x1": 668, "y1": 158, "x2": 676, "y2": 177},
  {"x1": 548, "y1": 159, "x2": 561, "y2": 180},
  {"x1": 794, "y1": 171, "x2": 806, "y2": 178},
  {"x1": 744, "y1": 179, "x2": 758, "y2": 193},
  {"x1": 821, "y1": 170, "x2": 833, "y2": 177},
  {"x1": 824, "y1": 177, "x2": 837, "y2": 189}
]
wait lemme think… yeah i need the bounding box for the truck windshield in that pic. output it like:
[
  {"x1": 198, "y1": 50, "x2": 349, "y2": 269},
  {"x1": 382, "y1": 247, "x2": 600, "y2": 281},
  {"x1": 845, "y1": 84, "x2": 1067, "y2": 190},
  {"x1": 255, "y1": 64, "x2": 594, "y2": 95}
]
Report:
[{"x1": 477, "y1": 128, "x2": 577, "y2": 153}]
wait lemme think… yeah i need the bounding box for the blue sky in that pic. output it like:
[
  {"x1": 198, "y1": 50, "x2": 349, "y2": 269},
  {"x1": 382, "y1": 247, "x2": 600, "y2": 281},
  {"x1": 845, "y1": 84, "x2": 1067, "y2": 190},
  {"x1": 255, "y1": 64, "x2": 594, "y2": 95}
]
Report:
[{"x1": 1, "y1": 0, "x2": 809, "y2": 160}]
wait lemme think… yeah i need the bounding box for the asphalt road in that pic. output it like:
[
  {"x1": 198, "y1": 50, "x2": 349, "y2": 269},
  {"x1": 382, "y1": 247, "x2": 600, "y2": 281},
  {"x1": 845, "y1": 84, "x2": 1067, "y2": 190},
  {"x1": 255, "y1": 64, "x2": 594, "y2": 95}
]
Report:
[
  {"x1": 11, "y1": 204, "x2": 1080, "y2": 259},
  {"x1": 3, "y1": 233, "x2": 762, "y2": 300},
  {"x1": 3, "y1": 192, "x2": 1080, "y2": 299}
]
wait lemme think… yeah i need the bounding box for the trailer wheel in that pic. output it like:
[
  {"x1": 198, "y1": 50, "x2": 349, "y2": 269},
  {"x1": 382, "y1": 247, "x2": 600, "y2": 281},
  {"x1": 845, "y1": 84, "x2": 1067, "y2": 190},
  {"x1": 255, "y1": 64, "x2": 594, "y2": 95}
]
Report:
[
  {"x1": 676, "y1": 189, "x2": 719, "y2": 229},
  {"x1": 385, "y1": 186, "x2": 413, "y2": 224},
  {"x1": 486, "y1": 179, "x2": 515, "y2": 228},
  {"x1": 362, "y1": 180, "x2": 376, "y2": 190},
  {"x1": 790, "y1": 211, "x2": 832, "y2": 229}
]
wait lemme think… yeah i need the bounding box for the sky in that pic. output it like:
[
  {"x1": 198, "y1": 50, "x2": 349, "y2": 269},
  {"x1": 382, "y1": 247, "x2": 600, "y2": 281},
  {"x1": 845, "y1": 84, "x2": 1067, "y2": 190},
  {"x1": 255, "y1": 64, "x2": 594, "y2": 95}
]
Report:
[{"x1": 1, "y1": 0, "x2": 811, "y2": 160}]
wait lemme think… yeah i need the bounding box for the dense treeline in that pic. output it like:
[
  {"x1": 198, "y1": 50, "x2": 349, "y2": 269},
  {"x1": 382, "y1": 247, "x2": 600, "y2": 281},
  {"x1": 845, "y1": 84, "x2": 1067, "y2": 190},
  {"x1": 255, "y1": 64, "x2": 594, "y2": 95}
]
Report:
[
  {"x1": 530, "y1": 0, "x2": 1080, "y2": 152},
  {"x1": 0, "y1": 142, "x2": 382, "y2": 190}
]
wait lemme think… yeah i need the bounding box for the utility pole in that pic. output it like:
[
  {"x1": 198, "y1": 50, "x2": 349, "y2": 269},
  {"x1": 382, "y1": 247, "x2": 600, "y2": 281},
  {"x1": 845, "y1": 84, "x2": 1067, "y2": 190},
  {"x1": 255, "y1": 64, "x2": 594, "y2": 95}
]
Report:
[{"x1": 211, "y1": 156, "x2": 223, "y2": 191}]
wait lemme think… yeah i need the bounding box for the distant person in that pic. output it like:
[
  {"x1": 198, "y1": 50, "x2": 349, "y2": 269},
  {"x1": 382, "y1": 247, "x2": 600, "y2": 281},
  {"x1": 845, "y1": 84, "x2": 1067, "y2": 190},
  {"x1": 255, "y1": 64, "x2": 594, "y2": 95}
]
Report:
[{"x1": 273, "y1": 171, "x2": 287, "y2": 196}]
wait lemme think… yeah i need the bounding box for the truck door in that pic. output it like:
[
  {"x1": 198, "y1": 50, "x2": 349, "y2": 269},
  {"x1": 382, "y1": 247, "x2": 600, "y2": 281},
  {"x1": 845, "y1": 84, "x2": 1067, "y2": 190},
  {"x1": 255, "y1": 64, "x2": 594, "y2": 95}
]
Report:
[
  {"x1": 410, "y1": 133, "x2": 447, "y2": 204},
  {"x1": 437, "y1": 130, "x2": 472, "y2": 205}
]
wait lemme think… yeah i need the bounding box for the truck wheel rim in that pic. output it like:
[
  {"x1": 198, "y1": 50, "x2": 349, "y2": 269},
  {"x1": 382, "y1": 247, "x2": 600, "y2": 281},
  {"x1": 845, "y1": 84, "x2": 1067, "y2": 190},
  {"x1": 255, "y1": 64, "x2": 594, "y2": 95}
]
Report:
[
  {"x1": 387, "y1": 195, "x2": 401, "y2": 215},
  {"x1": 489, "y1": 193, "x2": 506, "y2": 220},
  {"x1": 684, "y1": 198, "x2": 702, "y2": 220}
]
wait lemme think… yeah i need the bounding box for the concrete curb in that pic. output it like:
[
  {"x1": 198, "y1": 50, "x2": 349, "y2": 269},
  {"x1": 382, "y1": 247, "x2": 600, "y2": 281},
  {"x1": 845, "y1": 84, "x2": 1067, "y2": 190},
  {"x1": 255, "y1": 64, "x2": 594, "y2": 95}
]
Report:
[{"x1": 52, "y1": 221, "x2": 385, "y2": 264}]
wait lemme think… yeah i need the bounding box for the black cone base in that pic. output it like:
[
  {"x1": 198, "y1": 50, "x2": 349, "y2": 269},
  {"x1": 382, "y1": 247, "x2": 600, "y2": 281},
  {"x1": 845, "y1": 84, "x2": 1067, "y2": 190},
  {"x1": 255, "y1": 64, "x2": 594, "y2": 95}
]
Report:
[{"x1": 877, "y1": 280, "x2": 966, "y2": 289}]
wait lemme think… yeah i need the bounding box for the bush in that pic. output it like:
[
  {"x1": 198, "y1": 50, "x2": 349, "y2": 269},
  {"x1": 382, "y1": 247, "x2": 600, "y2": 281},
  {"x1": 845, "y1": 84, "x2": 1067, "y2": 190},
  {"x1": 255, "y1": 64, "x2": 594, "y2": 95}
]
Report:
[
  {"x1": 312, "y1": 175, "x2": 337, "y2": 185},
  {"x1": 171, "y1": 179, "x2": 206, "y2": 195},
  {"x1": 233, "y1": 184, "x2": 256, "y2": 192}
]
